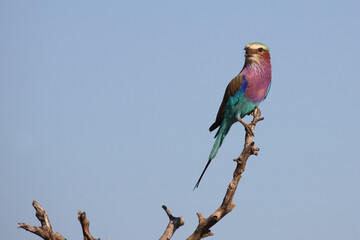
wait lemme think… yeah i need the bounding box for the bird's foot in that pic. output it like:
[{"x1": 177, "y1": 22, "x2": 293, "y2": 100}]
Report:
[
  {"x1": 251, "y1": 107, "x2": 264, "y2": 124},
  {"x1": 238, "y1": 117, "x2": 254, "y2": 136}
]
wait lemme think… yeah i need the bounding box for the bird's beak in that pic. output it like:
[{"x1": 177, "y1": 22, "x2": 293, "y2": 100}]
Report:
[{"x1": 245, "y1": 48, "x2": 256, "y2": 55}]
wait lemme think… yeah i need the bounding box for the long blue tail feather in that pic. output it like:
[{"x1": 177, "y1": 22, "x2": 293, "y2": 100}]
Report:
[{"x1": 194, "y1": 123, "x2": 230, "y2": 190}]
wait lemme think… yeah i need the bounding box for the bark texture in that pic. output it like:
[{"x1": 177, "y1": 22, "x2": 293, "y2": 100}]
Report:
[{"x1": 78, "y1": 211, "x2": 100, "y2": 240}]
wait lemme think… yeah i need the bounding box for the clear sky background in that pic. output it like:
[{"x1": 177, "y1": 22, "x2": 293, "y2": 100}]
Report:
[{"x1": 1, "y1": 0, "x2": 360, "y2": 239}]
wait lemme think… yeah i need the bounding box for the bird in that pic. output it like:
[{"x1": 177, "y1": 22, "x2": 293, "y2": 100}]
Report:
[{"x1": 194, "y1": 42, "x2": 272, "y2": 189}]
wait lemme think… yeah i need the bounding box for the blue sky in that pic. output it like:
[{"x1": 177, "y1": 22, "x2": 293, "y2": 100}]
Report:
[{"x1": 1, "y1": 0, "x2": 360, "y2": 239}]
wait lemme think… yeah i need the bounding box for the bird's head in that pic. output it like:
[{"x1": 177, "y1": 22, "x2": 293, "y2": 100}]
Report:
[{"x1": 244, "y1": 42, "x2": 270, "y2": 65}]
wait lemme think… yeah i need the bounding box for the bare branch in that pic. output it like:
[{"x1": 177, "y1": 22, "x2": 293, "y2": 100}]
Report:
[
  {"x1": 18, "y1": 107, "x2": 265, "y2": 240},
  {"x1": 78, "y1": 211, "x2": 100, "y2": 240},
  {"x1": 159, "y1": 205, "x2": 184, "y2": 240},
  {"x1": 187, "y1": 107, "x2": 264, "y2": 240},
  {"x1": 18, "y1": 200, "x2": 66, "y2": 240}
]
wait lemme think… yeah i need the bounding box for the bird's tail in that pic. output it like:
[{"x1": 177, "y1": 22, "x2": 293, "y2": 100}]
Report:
[{"x1": 193, "y1": 123, "x2": 230, "y2": 190}]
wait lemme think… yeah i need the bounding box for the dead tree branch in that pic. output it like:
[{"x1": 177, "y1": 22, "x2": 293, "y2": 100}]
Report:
[
  {"x1": 19, "y1": 107, "x2": 264, "y2": 240},
  {"x1": 18, "y1": 200, "x2": 66, "y2": 240},
  {"x1": 186, "y1": 107, "x2": 264, "y2": 240},
  {"x1": 78, "y1": 211, "x2": 100, "y2": 240},
  {"x1": 18, "y1": 201, "x2": 100, "y2": 240},
  {"x1": 159, "y1": 205, "x2": 185, "y2": 240}
]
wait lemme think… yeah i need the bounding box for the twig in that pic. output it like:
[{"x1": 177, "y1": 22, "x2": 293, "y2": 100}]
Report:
[
  {"x1": 187, "y1": 107, "x2": 264, "y2": 240},
  {"x1": 18, "y1": 200, "x2": 66, "y2": 240},
  {"x1": 159, "y1": 205, "x2": 184, "y2": 240},
  {"x1": 78, "y1": 211, "x2": 100, "y2": 240}
]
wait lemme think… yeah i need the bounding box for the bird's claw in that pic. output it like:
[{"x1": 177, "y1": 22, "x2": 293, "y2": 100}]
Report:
[{"x1": 238, "y1": 117, "x2": 254, "y2": 136}]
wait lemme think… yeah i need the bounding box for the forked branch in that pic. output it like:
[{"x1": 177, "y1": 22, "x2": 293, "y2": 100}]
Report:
[
  {"x1": 159, "y1": 205, "x2": 185, "y2": 240},
  {"x1": 18, "y1": 200, "x2": 66, "y2": 240}
]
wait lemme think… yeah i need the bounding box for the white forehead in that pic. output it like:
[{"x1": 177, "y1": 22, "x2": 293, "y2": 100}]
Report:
[{"x1": 245, "y1": 42, "x2": 269, "y2": 51}]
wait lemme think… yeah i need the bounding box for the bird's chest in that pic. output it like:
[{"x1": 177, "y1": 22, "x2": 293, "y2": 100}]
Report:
[
  {"x1": 243, "y1": 73, "x2": 271, "y2": 103},
  {"x1": 225, "y1": 74, "x2": 270, "y2": 120}
]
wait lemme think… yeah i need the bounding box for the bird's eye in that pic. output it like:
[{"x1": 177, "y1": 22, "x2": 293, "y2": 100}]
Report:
[{"x1": 258, "y1": 47, "x2": 264, "y2": 52}]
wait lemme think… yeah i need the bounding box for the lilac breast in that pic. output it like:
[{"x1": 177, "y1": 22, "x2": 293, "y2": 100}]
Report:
[{"x1": 242, "y1": 62, "x2": 271, "y2": 103}]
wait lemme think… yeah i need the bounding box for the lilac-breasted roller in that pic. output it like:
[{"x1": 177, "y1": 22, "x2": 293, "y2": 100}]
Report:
[{"x1": 194, "y1": 42, "x2": 272, "y2": 189}]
